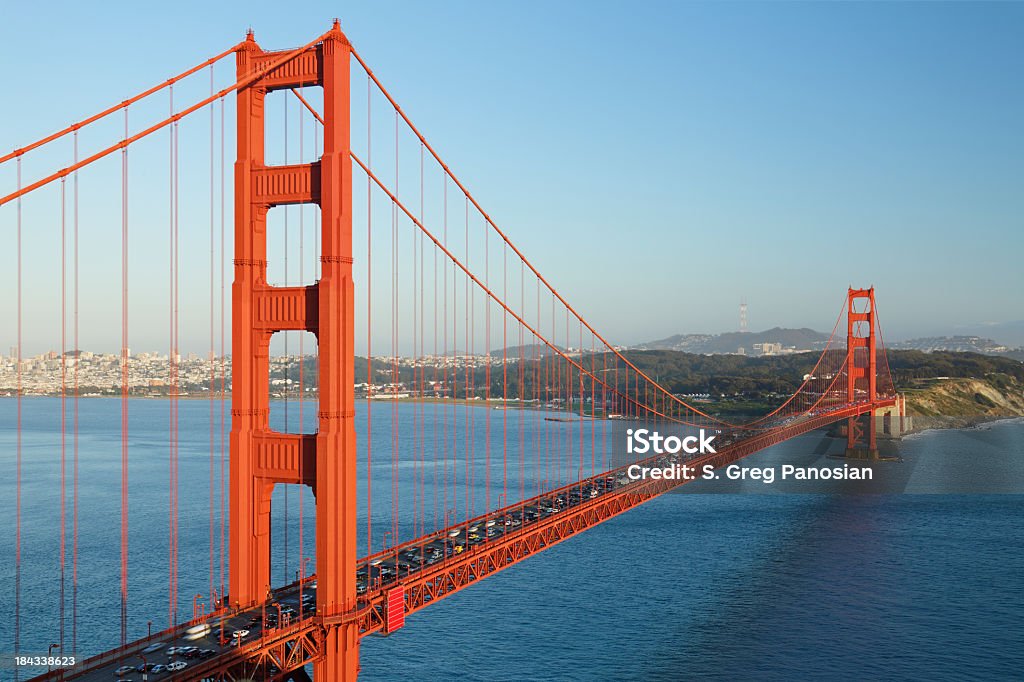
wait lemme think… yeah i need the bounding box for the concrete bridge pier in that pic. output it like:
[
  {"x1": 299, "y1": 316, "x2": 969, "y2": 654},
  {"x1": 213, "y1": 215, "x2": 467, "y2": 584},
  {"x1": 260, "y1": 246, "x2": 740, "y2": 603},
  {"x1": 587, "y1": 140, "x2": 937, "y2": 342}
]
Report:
[{"x1": 842, "y1": 394, "x2": 911, "y2": 459}]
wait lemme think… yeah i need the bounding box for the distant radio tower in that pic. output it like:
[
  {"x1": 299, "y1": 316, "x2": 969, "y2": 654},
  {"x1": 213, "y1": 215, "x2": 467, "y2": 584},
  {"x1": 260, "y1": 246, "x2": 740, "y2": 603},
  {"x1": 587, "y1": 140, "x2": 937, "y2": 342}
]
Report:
[{"x1": 739, "y1": 301, "x2": 748, "y2": 333}]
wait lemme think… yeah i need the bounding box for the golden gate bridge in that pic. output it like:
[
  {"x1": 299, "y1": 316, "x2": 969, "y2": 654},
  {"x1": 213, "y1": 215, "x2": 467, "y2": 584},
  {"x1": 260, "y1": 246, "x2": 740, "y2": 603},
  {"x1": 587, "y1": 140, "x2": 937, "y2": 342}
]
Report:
[{"x1": 1, "y1": 21, "x2": 904, "y2": 681}]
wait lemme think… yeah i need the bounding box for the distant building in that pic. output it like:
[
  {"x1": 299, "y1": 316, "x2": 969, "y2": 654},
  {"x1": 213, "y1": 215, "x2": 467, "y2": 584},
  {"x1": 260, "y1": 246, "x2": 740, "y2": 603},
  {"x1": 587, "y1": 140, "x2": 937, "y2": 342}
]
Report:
[{"x1": 753, "y1": 342, "x2": 783, "y2": 356}]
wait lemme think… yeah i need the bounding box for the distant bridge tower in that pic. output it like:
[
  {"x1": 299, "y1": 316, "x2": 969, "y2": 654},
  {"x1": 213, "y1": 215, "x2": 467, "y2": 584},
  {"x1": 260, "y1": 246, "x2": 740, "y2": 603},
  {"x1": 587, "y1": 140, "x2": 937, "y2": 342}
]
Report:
[
  {"x1": 739, "y1": 300, "x2": 747, "y2": 333},
  {"x1": 230, "y1": 21, "x2": 359, "y2": 680},
  {"x1": 845, "y1": 287, "x2": 878, "y2": 458}
]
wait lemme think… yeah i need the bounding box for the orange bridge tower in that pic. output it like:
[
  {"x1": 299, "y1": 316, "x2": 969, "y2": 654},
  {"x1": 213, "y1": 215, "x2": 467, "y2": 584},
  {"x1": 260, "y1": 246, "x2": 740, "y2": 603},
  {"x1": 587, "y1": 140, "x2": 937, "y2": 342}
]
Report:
[
  {"x1": 229, "y1": 22, "x2": 359, "y2": 680},
  {"x1": 845, "y1": 287, "x2": 879, "y2": 458}
]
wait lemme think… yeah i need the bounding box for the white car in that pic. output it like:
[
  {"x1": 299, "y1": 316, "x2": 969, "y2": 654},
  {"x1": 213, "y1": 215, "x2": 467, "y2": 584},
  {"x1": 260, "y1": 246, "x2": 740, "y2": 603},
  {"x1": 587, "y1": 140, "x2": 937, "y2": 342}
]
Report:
[{"x1": 167, "y1": 660, "x2": 187, "y2": 671}]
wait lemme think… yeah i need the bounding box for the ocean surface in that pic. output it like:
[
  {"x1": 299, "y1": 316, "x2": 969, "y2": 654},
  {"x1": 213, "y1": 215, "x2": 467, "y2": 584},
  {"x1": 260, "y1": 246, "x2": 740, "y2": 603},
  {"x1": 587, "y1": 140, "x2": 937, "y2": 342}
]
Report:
[{"x1": 1, "y1": 398, "x2": 1022, "y2": 680}]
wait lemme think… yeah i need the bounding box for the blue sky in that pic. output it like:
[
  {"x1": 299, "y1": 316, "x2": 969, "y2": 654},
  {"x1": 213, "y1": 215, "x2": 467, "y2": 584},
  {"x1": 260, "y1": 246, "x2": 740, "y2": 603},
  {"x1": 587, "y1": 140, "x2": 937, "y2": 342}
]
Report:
[{"x1": 1, "y1": 1, "x2": 1022, "y2": 354}]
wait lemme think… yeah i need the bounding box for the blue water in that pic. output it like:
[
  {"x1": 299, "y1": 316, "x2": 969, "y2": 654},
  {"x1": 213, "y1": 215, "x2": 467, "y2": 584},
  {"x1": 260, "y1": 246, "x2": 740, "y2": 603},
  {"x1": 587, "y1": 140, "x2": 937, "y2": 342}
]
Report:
[
  {"x1": 361, "y1": 493, "x2": 1024, "y2": 681},
  {"x1": 1, "y1": 399, "x2": 1022, "y2": 680}
]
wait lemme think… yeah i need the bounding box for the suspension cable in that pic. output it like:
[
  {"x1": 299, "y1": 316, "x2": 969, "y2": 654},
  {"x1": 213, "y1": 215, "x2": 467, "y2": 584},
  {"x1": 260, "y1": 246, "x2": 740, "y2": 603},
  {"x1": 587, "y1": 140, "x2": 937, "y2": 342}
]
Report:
[
  {"x1": 1, "y1": 31, "x2": 333, "y2": 207},
  {"x1": 0, "y1": 46, "x2": 238, "y2": 165},
  {"x1": 350, "y1": 47, "x2": 733, "y2": 428}
]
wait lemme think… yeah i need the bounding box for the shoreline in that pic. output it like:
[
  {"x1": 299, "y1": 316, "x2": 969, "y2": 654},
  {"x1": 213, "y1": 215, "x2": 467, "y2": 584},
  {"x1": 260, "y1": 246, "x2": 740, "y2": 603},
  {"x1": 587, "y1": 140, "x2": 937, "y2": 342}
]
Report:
[
  {"x1": 901, "y1": 413, "x2": 1024, "y2": 437},
  {"x1": 0, "y1": 393, "x2": 569, "y2": 412},
  {"x1": 3, "y1": 394, "x2": 1022, "y2": 434}
]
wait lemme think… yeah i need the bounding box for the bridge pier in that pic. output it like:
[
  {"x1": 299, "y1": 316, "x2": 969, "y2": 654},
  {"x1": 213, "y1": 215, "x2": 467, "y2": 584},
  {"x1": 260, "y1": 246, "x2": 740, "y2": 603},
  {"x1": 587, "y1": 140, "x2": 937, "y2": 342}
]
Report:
[
  {"x1": 842, "y1": 395, "x2": 911, "y2": 459},
  {"x1": 877, "y1": 393, "x2": 912, "y2": 439},
  {"x1": 844, "y1": 412, "x2": 879, "y2": 459}
]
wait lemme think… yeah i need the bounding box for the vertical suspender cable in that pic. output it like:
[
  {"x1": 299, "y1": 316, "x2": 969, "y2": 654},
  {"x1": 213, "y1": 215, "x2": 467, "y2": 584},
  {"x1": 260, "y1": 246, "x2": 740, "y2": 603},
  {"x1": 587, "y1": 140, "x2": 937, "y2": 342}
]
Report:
[
  {"x1": 60, "y1": 176, "x2": 67, "y2": 651},
  {"x1": 465, "y1": 196, "x2": 471, "y2": 520},
  {"x1": 72, "y1": 130, "x2": 80, "y2": 655},
  {"x1": 15, "y1": 157, "x2": 23, "y2": 682},
  {"x1": 502, "y1": 243, "x2": 507, "y2": 505},
  {"x1": 432, "y1": 195, "x2": 439, "y2": 533},
  {"x1": 168, "y1": 86, "x2": 179, "y2": 628},
  {"x1": 208, "y1": 65, "x2": 216, "y2": 604},
  {"x1": 177, "y1": 100, "x2": 183, "y2": 608},
  {"x1": 419, "y1": 148, "x2": 426, "y2": 538},
  {"x1": 315, "y1": 112, "x2": 321, "y2": 281},
  {"x1": 176, "y1": 98, "x2": 182, "y2": 620},
  {"x1": 544, "y1": 296, "x2": 550, "y2": 490},
  {"x1": 168, "y1": 88, "x2": 174, "y2": 627},
  {"x1": 411, "y1": 166, "x2": 419, "y2": 539},
  {"x1": 176, "y1": 100, "x2": 181, "y2": 624},
  {"x1": 299, "y1": 87, "x2": 305, "y2": 585},
  {"x1": 442, "y1": 177, "x2": 448, "y2": 527},
  {"x1": 569, "y1": 333, "x2": 575, "y2": 482},
  {"x1": 519, "y1": 262, "x2": 525, "y2": 501},
  {"x1": 366, "y1": 74, "x2": 373, "y2": 556},
  {"x1": 578, "y1": 319, "x2": 583, "y2": 481},
  {"x1": 535, "y1": 276, "x2": 541, "y2": 495},
  {"x1": 415, "y1": 143, "x2": 424, "y2": 537},
  {"x1": 484, "y1": 205, "x2": 490, "y2": 514},
  {"x1": 283, "y1": 90, "x2": 290, "y2": 582},
  {"x1": 168, "y1": 89, "x2": 174, "y2": 625},
  {"x1": 593, "y1": 331, "x2": 598, "y2": 471},
  {"x1": 543, "y1": 287, "x2": 549, "y2": 492},
  {"x1": 120, "y1": 107, "x2": 129, "y2": 648},
  {"x1": 298, "y1": 86, "x2": 305, "y2": 591},
  {"x1": 219, "y1": 95, "x2": 227, "y2": 601},
  {"x1": 450, "y1": 180, "x2": 457, "y2": 523},
  {"x1": 392, "y1": 109, "x2": 399, "y2": 544}
]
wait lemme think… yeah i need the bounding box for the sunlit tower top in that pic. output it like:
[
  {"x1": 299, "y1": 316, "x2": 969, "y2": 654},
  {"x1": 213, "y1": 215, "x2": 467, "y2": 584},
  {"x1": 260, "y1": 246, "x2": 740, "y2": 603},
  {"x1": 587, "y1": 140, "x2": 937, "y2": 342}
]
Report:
[{"x1": 739, "y1": 301, "x2": 748, "y2": 333}]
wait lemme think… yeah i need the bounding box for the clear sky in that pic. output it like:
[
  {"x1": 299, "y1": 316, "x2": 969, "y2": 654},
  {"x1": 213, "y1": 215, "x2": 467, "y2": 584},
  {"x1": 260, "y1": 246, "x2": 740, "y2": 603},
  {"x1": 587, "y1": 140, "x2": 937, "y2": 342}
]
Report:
[{"x1": 1, "y1": 1, "x2": 1022, "y2": 355}]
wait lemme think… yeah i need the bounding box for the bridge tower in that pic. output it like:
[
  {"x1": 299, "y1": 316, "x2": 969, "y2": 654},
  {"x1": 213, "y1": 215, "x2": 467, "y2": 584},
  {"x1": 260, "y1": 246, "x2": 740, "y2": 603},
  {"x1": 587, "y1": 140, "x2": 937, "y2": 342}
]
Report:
[
  {"x1": 230, "y1": 22, "x2": 359, "y2": 680},
  {"x1": 845, "y1": 287, "x2": 879, "y2": 458}
]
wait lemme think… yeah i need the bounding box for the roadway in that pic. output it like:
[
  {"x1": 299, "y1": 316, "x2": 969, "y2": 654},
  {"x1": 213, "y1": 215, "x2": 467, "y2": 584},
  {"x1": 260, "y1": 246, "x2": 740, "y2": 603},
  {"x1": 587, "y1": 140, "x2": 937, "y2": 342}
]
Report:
[{"x1": 32, "y1": 400, "x2": 892, "y2": 681}]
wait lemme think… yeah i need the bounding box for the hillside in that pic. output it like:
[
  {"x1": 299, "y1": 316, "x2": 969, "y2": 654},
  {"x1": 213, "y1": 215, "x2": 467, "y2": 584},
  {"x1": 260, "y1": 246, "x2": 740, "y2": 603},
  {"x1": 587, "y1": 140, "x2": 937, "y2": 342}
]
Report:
[
  {"x1": 591, "y1": 349, "x2": 1024, "y2": 421},
  {"x1": 489, "y1": 343, "x2": 563, "y2": 359},
  {"x1": 635, "y1": 327, "x2": 828, "y2": 354},
  {"x1": 902, "y1": 376, "x2": 1024, "y2": 429},
  {"x1": 889, "y1": 335, "x2": 1017, "y2": 354}
]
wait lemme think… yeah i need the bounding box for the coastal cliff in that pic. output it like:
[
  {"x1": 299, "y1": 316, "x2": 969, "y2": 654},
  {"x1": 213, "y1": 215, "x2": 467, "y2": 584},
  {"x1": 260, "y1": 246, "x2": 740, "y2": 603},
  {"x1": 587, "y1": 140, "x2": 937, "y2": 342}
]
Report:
[{"x1": 903, "y1": 376, "x2": 1024, "y2": 430}]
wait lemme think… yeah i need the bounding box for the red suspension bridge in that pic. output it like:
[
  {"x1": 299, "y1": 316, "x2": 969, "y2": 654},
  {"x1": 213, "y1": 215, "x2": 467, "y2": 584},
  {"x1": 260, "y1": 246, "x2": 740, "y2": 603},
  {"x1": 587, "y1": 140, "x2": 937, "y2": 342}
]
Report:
[{"x1": 0, "y1": 22, "x2": 904, "y2": 681}]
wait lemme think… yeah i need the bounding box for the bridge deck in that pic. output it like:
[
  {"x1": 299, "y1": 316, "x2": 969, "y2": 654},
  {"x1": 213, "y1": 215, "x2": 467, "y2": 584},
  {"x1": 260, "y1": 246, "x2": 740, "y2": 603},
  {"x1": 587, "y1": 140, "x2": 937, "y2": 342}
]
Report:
[{"x1": 32, "y1": 401, "x2": 893, "y2": 681}]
